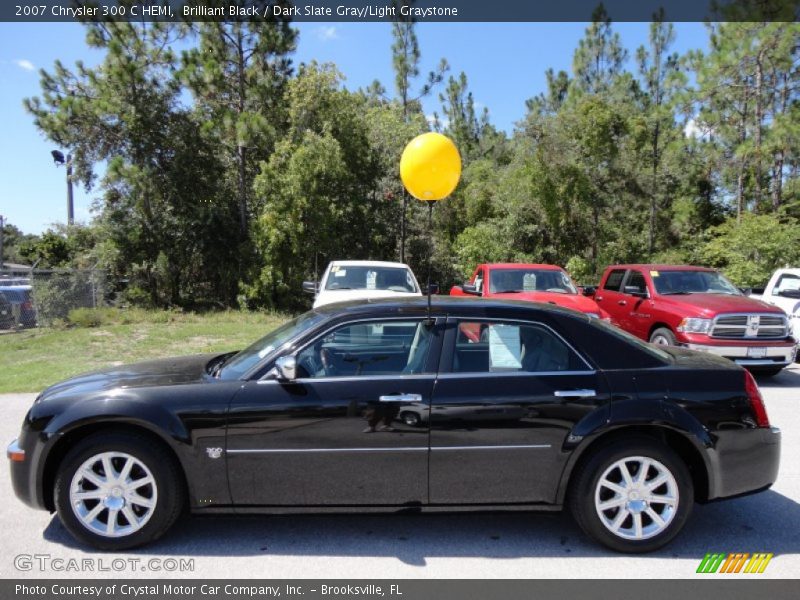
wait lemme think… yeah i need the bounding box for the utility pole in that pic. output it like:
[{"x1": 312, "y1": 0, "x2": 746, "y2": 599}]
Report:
[
  {"x1": 51, "y1": 150, "x2": 74, "y2": 225},
  {"x1": 66, "y1": 153, "x2": 74, "y2": 225}
]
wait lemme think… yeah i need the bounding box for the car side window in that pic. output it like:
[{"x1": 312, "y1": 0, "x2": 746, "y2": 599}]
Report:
[
  {"x1": 295, "y1": 320, "x2": 434, "y2": 378},
  {"x1": 774, "y1": 274, "x2": 800, "y2": 295},
  {"x1": 626, "y1": 271, "x2": 647, "y2": 294},
  {"x1": 452, "y1": 321, "x2": 588, "y2": 374},
  {"x1": 603, "y1": 269, "x2": 626, "y2": 292},
  {"x1": 474, "y1": 269, "x2": 484, "y2": 293}
]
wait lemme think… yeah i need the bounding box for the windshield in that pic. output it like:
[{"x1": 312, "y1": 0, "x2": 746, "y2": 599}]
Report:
[
  {"x1": 324, "y1": 265, "x2": 418, "y2": 293},
  {"x1": 652, "y1": 270, "x2": 741, "y2": 295},
  {"x1": 488, "y1": 269, "x2": 577, "y2": 294},
  {"x1": 217, "y1": 311, "x2": 327, "y2": 380}
]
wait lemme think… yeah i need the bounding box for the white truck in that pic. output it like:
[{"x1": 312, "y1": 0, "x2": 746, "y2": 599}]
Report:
[
  {"x1": 750, "y1": 269, "x2": 800, "y2": 361},
  {"x1": 303, "y1": 260, "x2": 423, "y2": 308},
  {"x1": 750, "y1": 268, "x2": 800, "y2": 316}
]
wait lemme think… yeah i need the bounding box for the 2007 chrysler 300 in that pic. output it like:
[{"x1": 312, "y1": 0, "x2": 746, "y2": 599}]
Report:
[{"x1": 8, "y1": 298, "x2": 781, "y2": 552}]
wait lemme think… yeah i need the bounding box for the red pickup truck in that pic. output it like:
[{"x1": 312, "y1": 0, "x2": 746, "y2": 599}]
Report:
[
  {"x1": 450, "y1": 263, "x2": 608, "y2": 318},
  {"x1": 593, "y1": 264, "x2": 797, "y2": 376}
]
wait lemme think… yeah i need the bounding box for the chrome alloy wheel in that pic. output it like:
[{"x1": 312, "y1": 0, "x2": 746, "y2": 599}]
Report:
[
  {"x1": 651, "y1": 334, "x2": 671, "y2": 346},
  {"x1": 69, "y1": 452, "x2": 158, "y2": 538},
  {"x1": 594, "y1": 456, "x2": 679, "y2": 541}
]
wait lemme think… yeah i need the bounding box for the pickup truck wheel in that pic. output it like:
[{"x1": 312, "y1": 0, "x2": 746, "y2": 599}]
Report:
[
  {"x1": 569, "y1": 438, "x2": 693, "y2": 553},
  {"x1": 54, "y1": 431, "x2": 185, "y2": 550},
  {"x1": 649, "y1": 328, "x2": 677, "y2": 346}
]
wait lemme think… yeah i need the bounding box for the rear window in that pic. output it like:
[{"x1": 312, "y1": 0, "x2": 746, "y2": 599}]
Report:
[
  {"x1": 603, "y1": 269, "x2": 626, "y2": 292},
  {"x1": 557, "y1": 315, "x2": 670, "y2": 370}
]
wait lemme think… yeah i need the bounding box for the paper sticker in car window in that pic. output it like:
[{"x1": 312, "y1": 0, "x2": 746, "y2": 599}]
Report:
[
  {"x1": 488, "y1": 324, "x2": 522, "y2": 370},
  {"x1": 650, "y1": 271, "x2": 660, "y2": 277}
]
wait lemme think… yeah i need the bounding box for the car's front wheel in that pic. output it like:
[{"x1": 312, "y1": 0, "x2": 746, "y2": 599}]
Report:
[
  {"x1": 569, "y1": 438, "x2": 693, "y2": 553},
  {"x1": 54, "y1": 431, "x2": 185, "y2": 550},
  {"x1": 649, "y1": 327, "x2": 677, "y2": 346}
]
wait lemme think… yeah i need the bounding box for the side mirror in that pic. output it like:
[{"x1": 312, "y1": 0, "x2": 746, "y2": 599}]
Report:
[
  {"x1": 424, "y1": 283, "x2": 439, "y2": 296},
  {"x1": 302, "y1": 281, "x2": 318, "y2": 295},
  {"x1": 582, "y1": 286, "x2": 596, "y2": 297},
  {"x1": 274, "y1": 356, "x2": 297, "y2": 381},
  {"x1": 624, "y1": 285, "x2": 648, "y2": 298},
  {"x1": 461, "y1": 283, "x2": 481, "y2": 296}
]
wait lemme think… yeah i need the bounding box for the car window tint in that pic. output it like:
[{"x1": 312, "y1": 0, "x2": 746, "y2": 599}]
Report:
[
  {"x1": 603, "y1": 269, "x2": 626, "y2": 291},
  {"x1": 453, "y1": 321, "x2": 587, "y2": 373},
  {"x1": 774, "y1": 274, "x2": 800, "y2": 294},
  {"x1": 296, "y1": 320, "x2": 433, "y2": 378},
  {"x1": 626, "y1": 271, "x2": 647, "y2": 292}
]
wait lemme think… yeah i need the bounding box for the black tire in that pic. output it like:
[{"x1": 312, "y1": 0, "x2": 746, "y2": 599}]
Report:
[
  {"x1": 400, "y1": 411, "x2": 421, "y2": 427},
  {"x1": 568, "y1": 437, "x2": 693, "y2": 553},
  {"x1": 54, "y1": 431, "x2": 185, "y2": 550},
  {"x1": 649, "y1": 327, "x2": 677, "y2": 347}
]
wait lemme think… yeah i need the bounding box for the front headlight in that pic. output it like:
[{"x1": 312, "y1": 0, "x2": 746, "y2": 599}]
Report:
[{"x1": 677, "y1": 317, "x2": 713, "y2": 334}]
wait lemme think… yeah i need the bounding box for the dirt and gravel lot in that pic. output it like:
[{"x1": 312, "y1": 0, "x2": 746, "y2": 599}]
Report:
[{"x1": 1, "y1": 366, "x2": 798, "y2": 579}]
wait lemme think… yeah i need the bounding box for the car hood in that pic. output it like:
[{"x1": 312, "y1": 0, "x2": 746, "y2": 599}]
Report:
[
  {"x1": 490, "y1": 291, "x2": 601, "y2": 314},
  {"x1": 314, "y1": 289, "x2": 422, "y2": 308},
  {"x1": 656, "y1": 293, "x2": 785, "y2": 317},
  {"x1": 38, "y1": 353, "x2": 220, "y2": 402}
]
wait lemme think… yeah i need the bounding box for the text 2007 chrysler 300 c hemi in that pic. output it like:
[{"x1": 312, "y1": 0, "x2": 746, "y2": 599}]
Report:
[{"x1": 8, "y1": 298, "x2": 780, "y2": 553}]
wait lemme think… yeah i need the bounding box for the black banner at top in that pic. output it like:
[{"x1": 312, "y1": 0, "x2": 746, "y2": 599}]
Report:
[{"x1": 2, "y1": 0, "x2": 799, "y2": 23}]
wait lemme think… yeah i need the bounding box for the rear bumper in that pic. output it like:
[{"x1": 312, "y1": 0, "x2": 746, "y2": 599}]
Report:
[
  {"x1": 708, "y1": 427, "x2": 781, "y2": 500},
  {"x1": 684, "y1": 340, "x2": 797, "y2": 368}
]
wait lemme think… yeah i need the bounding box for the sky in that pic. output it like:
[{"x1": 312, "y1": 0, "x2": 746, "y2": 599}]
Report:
[{"x1": 0, "y1": 21, "x2": 709, "y2": 235}]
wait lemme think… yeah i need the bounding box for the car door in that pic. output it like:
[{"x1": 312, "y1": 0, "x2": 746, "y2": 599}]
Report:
[
  {"x1": 226, "y1": 317, "x2": 443, "y2": 506},
  {"x1": 429, "y1": 317, "x2": 610, "y2": 504},
  {"x1": 594, "y1": 268, "x2": 628, "y2": 327},
  {"x1": 619, "y1": 269, "x2": 653, "y2": 339}
]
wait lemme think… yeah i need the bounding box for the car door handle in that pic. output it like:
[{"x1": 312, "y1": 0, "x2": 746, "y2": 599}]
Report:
[
  {"x1": 617, "y1": 300, "x2": 627, "y2": 306},
  {"x1": 379, "y1": 393, "x2": 422, "y2": 403},
  {"x1": 554, "y1": 389, "x2": 596, "y2": 398}
]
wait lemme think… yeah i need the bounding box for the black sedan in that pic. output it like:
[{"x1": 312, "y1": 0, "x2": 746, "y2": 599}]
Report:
[{"x1": 8, "y1": 298, "x2": 780, "y2": 553}]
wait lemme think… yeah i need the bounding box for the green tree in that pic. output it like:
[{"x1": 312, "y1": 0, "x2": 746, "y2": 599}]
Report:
[
  {"x1": 700, "y1": 213, "x2": 800, "y2": 286},
  {"x1": 180, "y1": 3, "x2": 297, "y2": 239}
]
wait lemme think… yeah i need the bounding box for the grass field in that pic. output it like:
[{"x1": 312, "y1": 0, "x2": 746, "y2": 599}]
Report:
[{"x1": 0, "y1": 309, "x2": 290, "y2": 393}]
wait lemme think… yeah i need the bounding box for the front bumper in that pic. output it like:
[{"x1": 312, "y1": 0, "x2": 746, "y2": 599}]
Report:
[
  {"x1": 708, "y1": 426, "x2": 781, "y2": 500},
  {"x1": 684, "y1": 339, "x2": 797, "y2": 368}
]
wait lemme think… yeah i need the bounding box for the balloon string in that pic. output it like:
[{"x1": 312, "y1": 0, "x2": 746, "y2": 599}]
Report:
[{"x1": 427, "y1": 200, "x2": 433, "y2": 326}]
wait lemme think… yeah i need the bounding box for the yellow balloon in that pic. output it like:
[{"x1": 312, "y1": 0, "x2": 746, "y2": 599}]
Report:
[{"x1": 400, "y1": 132, "x2": 462, "y2": 201}]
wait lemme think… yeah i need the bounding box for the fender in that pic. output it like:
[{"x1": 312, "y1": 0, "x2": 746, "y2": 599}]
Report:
[
  {"x1": 554, "y1": 397, "x2": 714, "y2": 505},
  {"x1": 27, "y1": 388, "x2": 232, "y2": 510}
]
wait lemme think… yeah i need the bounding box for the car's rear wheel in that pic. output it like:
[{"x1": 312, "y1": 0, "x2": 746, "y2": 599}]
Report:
[
  {"x1": 649, "y1": 327, "x2": 677, "y2": 346},
  {"x1": 54, "y1": 431, "x2": 185, "y2": 550},
  {"x1": 569, "y1": 438, "x2": 693, "y2": 553}
]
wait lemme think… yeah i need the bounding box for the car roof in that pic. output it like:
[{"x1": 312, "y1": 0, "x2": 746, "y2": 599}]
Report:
[
  {"x1": 312, "y1": 295, "x2": 587, "y2": 320},
  {"x1": 328, "y1": 260, "x2": 411, "y2": 268},
  {"x1": 609, "y1": 264, "x2": 716, "y2": 272},
  {"x1": 483, "y1": 263, "x2": 564, "y2": 270}
]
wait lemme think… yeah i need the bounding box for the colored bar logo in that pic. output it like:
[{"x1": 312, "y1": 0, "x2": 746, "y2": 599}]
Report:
[{"x1": 696, "y1": 552, "x2": 774, "y2": 574}]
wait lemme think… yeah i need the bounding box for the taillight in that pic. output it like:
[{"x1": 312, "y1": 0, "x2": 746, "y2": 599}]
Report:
[
  {"x1": 22, "y1": 301, "x2": 32, "y2": 311},
  {"x1": 744, "y1": 370, "x2": 770, "y2": 428}
]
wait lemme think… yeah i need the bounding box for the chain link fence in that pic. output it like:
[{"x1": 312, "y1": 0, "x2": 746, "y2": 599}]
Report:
[{"x1": 0, "y1": 268, "x2": 107, "y2": 331}]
